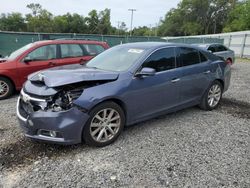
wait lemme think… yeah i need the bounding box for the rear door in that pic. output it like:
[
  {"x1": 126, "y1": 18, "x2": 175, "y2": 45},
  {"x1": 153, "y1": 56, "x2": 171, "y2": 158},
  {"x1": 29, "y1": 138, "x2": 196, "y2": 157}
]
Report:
[
  {"x1": 177, "y1": 47, "x2": 211, "y2": 105},
  {"x1": 58, "y1": 43, "x2": 93, "y2": 66},
  {"x1": 81, "y1": 44, "x2": 106, "y2": 56},
  {"x1": 17, "y1": 44, "x2": 60, "y2": 85}
]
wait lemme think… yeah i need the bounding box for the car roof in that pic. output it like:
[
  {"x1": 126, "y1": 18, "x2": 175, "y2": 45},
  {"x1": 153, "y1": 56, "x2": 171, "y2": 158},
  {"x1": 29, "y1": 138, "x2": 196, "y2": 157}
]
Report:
[
  {"x1": 192, "y1": 43, "x2": 225, "y2": 49},
  {"x1": 118, "y1": 42, "x2": 206, "y2": 51},
  {"x1": 31, "y1": 40, "x2": 108, "y2": 46}
]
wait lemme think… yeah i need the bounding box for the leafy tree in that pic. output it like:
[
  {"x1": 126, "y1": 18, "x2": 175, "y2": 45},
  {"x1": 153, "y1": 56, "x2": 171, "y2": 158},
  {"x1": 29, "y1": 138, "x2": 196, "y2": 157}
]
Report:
[
  {"x1": 158, "y1": 0, "x2": 236, "y2": 36},
  {"x1": 116, "y1": 22, "x2": 127, "y2": 35},
  {"x1": 52, "y1": 15, "x2": 69, "y2": 33},
  {"x1": 86, "y1": 10, "x2": 99, "y2": 34},
  {"x1": 0, "y1": 13, "x2": 26, "y2": 31},
  {"x1": 63, "y1": 13, "x2": 87, "y2": 33},
  {"x1": 97, "y1": 9, "x2": 112, "y2": 34},
  {"x1": 26, "y1": 4, "x2": 54, "y2": 32},
  {"x1": 2, "y1": 1, "x2": 248, "y2": 36},
  {"x1": 132, "y1": 26, "x2": 152, "y2": 36},
  {"x1": 26, "y1": 3, "x2": 42, "y2": 16},
  {"x1": 85, "y1": 9, "x2": 113, "y2": 35},
  {"x1": 223, "y1": 0, "x2": 250, "y2": 32}
]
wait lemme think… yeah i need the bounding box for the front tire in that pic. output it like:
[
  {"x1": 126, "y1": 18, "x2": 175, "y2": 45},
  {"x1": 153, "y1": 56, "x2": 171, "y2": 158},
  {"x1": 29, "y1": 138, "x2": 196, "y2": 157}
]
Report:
[
  {"x1": 0, "y1": 77, "x2": 14, "y2": 100},
  {"x1": 83, "y1": 101, "x2": 125, "y2": 147},
  {"x1": 199, "y1": 81, "x2": 223, "y2": 111}
]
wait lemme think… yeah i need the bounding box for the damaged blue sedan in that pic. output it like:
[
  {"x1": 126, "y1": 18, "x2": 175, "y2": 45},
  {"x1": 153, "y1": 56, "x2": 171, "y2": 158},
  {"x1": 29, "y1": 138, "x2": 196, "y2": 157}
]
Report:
[{"x1": 17, "y1": 42, "x2": 231, "y2": 146}]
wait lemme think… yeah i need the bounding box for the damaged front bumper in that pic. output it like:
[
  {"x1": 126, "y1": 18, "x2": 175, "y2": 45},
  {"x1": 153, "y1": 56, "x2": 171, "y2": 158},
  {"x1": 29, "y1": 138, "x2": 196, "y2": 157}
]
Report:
[{"x1": 17, "y1": 96, "x2": 89, "y2": 145}]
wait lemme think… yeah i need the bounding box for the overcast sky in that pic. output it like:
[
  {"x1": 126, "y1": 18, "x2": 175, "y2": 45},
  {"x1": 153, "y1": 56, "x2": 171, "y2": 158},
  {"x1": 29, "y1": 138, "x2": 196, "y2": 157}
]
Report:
[{"x1": 0, "y1": 0, "x2": 180, "y2": 28}]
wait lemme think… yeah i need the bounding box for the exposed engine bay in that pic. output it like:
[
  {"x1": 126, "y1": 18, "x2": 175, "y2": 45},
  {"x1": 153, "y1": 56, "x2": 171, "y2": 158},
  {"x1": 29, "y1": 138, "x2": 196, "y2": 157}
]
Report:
[{"x1": 19, "y1": 80, "x2": 110, "y2": 118}]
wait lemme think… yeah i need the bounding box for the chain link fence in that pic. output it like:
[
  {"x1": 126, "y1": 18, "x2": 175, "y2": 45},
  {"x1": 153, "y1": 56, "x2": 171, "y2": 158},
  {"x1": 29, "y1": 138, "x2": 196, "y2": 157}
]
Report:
[
  {"x1": 0, "y1": 31, "x2": 165, "y2": 57},
  {"x1": 164, "y1": 31, "x2": 250, "y2": 58}
]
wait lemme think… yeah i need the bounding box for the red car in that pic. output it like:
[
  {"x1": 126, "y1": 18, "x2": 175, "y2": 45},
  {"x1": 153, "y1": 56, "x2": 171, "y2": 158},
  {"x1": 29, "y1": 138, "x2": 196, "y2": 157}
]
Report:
[{"x1": 0, "y1": 39, "x2": 109, "y2": 99}]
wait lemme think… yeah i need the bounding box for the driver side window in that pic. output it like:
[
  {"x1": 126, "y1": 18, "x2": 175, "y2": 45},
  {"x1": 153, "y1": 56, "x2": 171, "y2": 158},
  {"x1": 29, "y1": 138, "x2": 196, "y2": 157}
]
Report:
[
  {"x1": 143, "y1": 47, "x2": 176, "y2": 72},
  {"x1": 26, "y1": 45, "x2": 57, "y2": 61}
]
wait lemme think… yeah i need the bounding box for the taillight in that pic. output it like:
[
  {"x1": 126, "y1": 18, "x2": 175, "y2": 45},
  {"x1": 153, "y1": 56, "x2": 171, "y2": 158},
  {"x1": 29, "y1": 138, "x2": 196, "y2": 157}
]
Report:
[{"x1": 225, "y1": 59, "x2": 232, "y2": 65}]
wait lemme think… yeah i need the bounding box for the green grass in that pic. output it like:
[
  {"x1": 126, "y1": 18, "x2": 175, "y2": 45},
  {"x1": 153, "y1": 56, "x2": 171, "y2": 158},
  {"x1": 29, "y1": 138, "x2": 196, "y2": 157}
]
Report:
[{"x1": 236, "y1": 58, "x2": 250, "y2": 63}]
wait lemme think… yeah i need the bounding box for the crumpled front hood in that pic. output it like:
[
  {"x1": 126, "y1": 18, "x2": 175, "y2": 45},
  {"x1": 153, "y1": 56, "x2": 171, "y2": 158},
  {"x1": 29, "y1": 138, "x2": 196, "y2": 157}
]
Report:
[{"x1": 28, "y1": 64, "x2": 119, "y2": 88}]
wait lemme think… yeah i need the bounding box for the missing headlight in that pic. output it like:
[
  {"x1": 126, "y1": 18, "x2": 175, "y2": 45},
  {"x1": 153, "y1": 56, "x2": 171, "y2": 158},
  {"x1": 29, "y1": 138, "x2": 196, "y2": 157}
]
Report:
[{"x1": 50, "y1": 87, "x2": 84, "y2": 112}]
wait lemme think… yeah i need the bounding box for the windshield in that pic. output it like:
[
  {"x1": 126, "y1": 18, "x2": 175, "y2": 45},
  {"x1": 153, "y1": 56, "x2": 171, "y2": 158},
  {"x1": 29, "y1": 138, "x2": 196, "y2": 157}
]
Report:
[
  {"x1": 86, "y1": 45, "x2": 146, "y2": 72},
  {"x1": 8, "y1": 43, "x2": 34, "y2": 60}
]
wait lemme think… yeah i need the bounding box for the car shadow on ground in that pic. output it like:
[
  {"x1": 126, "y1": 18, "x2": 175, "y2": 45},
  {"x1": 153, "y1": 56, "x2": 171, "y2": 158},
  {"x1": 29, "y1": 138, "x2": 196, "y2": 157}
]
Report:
[
  {"x1": 0, "y1": 138, "x2": 82, "y2": 171},
  {"x1": 1, "y1": 97, "x2": 249, "y2": 172},
  {"x1": 0, "y1": 108, "x2": 191, "y2": 171}
]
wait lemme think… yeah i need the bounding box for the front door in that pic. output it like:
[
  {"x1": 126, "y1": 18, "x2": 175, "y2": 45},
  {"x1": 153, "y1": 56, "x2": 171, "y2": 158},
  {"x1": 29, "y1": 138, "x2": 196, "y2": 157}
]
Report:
[
  {"x1": 126, "y1": 47, "x2": 182, "y2": 121},
  {"x1": 17, "y1": 44, "x2": 60, "y2": 85}
]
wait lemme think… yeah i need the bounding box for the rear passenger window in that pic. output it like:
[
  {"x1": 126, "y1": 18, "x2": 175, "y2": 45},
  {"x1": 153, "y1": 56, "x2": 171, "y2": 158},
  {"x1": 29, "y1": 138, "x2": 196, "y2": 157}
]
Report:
[
  {"x1": 82, "y1": 44, "x2": 105, "y2": 56},
  {"x1": 208, "y1": 46, "x2": 216, "y2": 53},
  {"x1": 60, "y1": 44, "x2": 85, "y2": 58},
  {"x1": 143, "y1": 48, "x2": 176, "y2": 72},
  {"x1": 179, "y1": 47, "x2": 200, "y2": 66},
  {"x1": 217, "y1": 45, "x2": 227, "y2": 52}
]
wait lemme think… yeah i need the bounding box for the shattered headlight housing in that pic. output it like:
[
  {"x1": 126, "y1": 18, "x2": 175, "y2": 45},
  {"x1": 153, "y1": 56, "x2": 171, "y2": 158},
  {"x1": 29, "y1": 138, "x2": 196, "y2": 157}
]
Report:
[{"x1": 50, "y1": 87, "x2": 84, "y2": 112}]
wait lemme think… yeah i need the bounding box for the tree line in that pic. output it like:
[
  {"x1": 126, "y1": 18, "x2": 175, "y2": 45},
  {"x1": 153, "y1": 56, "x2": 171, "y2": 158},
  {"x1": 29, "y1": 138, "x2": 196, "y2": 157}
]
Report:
[
  {"x1": 0, "y1": 3, "x2": 127, "y2": 35},
  {"x1": 158, "y1": 0, "x2": 250, "y2": 36},
  {"x1": 0, "y1": 1, "x2": 249, "y2": 37}
]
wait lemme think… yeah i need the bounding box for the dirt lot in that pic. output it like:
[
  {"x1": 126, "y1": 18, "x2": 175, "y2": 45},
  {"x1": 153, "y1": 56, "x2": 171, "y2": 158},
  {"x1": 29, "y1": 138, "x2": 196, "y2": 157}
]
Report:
[{"x1": 0, "y1": 59, "x2": 249, "y2": 188}]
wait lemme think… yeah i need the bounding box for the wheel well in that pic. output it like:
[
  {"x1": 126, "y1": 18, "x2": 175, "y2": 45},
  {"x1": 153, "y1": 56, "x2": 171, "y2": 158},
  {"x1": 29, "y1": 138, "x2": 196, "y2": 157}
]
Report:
[
  {"x1": 226, "y1": 57, "x2": 232, "y2": 63},
  {"x1": 215, "y1": 79, "x2": 224, "y2": 90},
  {"x1": 0, "y1": 75, "x2": 16, "y2": 90},
  {"x1": 102, "y1": 98, "x2": 127, "y2": 117},
  {"x1": 89, "y1": 98, "x2": 127, "y2": 120}
]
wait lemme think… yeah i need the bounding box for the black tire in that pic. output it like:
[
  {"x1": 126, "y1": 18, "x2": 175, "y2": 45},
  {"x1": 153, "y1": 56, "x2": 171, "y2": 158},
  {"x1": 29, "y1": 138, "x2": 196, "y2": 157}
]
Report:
[
  {"x1": 83, "y1": 101, "x2": 125, "y2": 147},
  {"x1": 0, "y1": 77, "x2": 14, "y2": 100},
  {"x1": 199, "y1": 80, "x2": 223, "y2": 111}
]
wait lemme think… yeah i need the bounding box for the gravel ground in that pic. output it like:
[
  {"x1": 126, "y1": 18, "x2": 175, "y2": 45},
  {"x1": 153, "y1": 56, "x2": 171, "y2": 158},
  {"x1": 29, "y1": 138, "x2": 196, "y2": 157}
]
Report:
[{"x1": 0, "y1": 60, "x2": 249, "y2": 188}]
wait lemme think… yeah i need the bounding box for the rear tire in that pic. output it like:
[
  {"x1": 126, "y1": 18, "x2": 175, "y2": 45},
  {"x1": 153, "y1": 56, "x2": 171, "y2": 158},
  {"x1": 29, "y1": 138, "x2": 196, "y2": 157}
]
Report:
[
  {"x1": 83, "y1": 101, "x2": 125, "y2": 147},
  {"x1": 199, "y1": 80, "x2": 223, "y2": 111},
  {"x1": 0, "y1": 77, "x2": 14, "y2": 100}
]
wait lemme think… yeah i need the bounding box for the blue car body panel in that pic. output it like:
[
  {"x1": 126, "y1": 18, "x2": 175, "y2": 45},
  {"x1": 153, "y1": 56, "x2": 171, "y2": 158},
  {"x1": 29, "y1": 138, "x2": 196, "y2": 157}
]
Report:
[{"x1": 17, "y1": 42, "x2": 231, "y2": 144}]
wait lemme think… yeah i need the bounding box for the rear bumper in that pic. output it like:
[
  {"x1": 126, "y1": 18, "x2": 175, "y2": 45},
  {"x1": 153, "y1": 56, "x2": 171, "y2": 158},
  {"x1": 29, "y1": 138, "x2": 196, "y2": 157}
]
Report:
[
  {"x1": 17, "y1": 97, "x2": 89, "y2": 145},
  {"x1": 223, "y1": 65, "x2": 231, "y2": 93}
]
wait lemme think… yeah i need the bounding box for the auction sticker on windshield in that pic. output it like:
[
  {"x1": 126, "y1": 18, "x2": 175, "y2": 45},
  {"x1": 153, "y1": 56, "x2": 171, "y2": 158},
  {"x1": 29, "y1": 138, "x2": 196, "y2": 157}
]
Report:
[{"x1": 128, "y1": 49, "x2": 144, "y2": 53}]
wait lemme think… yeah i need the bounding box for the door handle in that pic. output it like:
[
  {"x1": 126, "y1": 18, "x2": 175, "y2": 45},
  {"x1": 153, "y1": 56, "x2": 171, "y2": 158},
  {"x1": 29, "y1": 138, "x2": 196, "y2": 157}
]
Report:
[
  {"x1": 80, "y1": 59, "x2": 88, "y2": 65},
  {"x1": 203, "y1": 70, "x2": 211, "y2": 74},
  {"x1": 171, "y1": 78, "x2": 180, "y2": 83},
  {"x1": 49, "y1": 62, "x2": 56, "y2": 66}
]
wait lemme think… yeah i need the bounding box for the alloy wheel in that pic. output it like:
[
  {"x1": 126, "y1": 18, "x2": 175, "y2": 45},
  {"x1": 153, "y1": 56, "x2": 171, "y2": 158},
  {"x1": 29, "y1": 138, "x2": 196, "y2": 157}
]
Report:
[
  {"x1": 207, "y1": 84, "x2": 222, "y2": 108},
  {"x1": 0, "y1": 80, "x2": 9, "y2": 98},
  {"x1": 90, "y1": 108, "x2": 121, "y2": 143}
]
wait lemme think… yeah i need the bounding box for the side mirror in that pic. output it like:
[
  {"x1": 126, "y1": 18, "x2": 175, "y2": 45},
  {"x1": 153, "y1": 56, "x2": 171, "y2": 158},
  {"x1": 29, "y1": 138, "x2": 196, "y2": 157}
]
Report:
[
  {"x1": 135, "y1": 67, "x2": 156, "y2": 77},
  {"x1": 208, "y1": 50, "x2": 213, "y2": 53},
  {"x1": 23, "y1": 56, "x2": 32, "y2": 63}
]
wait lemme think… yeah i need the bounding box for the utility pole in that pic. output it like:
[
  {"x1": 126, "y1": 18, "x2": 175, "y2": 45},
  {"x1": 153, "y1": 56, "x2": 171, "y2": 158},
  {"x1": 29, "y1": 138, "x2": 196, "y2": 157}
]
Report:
[
  {"x1": 149, "y1": 24, "x2": 152, "y2": 37},
  {"x1": 117, "y1": 21, "x2": 121, "y2": 35},
  {"x1": 154, "y1": 23, "x2": 158, "y2": 37},
  {"x1": 128, "y1": 9, "x2": 136, "y2": 36}
]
